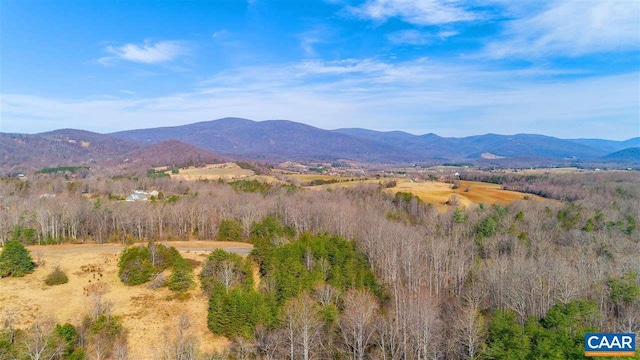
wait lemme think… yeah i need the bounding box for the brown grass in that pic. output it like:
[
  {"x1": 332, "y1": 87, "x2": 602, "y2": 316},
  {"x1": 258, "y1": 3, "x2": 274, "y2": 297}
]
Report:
[
  {"x1": 0, "y1": 241, "x2": 251, "y2": 358},
  {"x1": 293, "y1": 175, "x2": 549, "y2": 211},
  {"x1": 170, "y1": 163, "x2": 255, "y2": 181},
  {"x1": 387, "y1": 180, "x2": 548, "y2": 211}
]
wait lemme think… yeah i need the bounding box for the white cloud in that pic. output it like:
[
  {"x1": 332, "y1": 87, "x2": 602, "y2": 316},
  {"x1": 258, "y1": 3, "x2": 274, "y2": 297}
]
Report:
[
  {"x1": 297, "y1": 25, "x2": 337, "y2": 57},
  {"x1": 212, "y1": 30, "x2": 229, "y2": 38},
  {"x1": 295, "y1": 59, "x2": 391, "y2": 75},
  {"x1": 299, "y1": 32, "x2": 323, "y2": 57},
  {"x1": 3, "y1": 59, "x2": 638, "y2": 139},
  {"x1": 99, "y1": 40, "x2": 188, "y2": 65},
  {"x1": 387, "y1": 30, "x2": 430, "y2": 45},
  {"x1": 348, "y1": 0, "x2": 477, "y2": 25},
  {"x1": 387, "y1": 29, "x2": 458, "y2": 45},
  {"x1": 485, "y1": 0, "x2": 640, "y2": 58},
  {"x1": 437, "y1": 30, "x2": 458, "y2": 39}
]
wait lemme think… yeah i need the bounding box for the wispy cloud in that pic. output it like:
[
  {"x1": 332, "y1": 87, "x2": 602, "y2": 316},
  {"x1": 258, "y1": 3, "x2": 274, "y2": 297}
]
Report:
[
  {"x1": 297, "y1": 25, "x2": 337, "y2": 57},
  {"x1": 3, "y1": 58, "x2": 638, "y2": 139},
  {"x1": 295, "y1": 59, "x2": 391, "y2": 76},
  {"x1": 99, "y1": 40, "x2": 188, "y2": 65},
  {"x1": 347, "y1": 0, "x2": 477, "y2": 25},
  {"x1": 387, "y1": 30, "x2": 430, "y2": 45},
  {"x1": 484, "y1": 1, "x2": 640, "y2": 58},
  {"x1": 387, "y1": 29, "x2": 458, "y2": 45},
  {"x1": 212, "y1": 30, "x2": 229, "y2": 38}
]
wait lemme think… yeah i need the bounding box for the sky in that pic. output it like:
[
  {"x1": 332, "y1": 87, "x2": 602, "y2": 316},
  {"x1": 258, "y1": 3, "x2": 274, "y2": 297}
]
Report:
[{"x1": 0, "y1": 0, "x2": 639, "y2": 140}]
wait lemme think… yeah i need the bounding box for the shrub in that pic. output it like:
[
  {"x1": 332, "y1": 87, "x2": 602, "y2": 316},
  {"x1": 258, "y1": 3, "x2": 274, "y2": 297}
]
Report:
[
  {"x1": 44, "y1": 266, "x2": 69, "y2": 285},
  {"x1": 0, "y1": 240, "x2": 35, "y2": 277}
]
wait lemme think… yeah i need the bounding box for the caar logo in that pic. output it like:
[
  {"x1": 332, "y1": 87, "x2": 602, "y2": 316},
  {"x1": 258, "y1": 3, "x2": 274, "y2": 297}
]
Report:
[{"x1": 585, "y1": 333, "x2": 636, "y2": 357}]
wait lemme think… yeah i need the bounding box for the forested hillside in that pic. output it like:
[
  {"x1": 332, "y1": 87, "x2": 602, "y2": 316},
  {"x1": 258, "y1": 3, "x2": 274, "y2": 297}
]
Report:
[{"x1": 1, "y1": 169, "x2": 639, "y2": 359}]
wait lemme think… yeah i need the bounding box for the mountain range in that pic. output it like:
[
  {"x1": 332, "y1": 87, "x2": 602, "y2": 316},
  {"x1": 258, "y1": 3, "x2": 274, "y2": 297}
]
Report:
[
  {"x1": 2, "y1": 118, "x2": 638, "y2": 171},
  {"x1": 111, "y1": 117, "x2": 638, "y2": 163}
]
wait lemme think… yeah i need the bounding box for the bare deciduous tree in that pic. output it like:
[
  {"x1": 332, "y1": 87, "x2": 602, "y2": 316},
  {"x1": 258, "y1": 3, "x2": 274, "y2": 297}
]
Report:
[
  {"x1": 22, "y1": 319, "x2": 64, "y2": 360},
  {"x1": 312, "y1": 283, "x2": 338, "y2": 307},
  {"x1": 282, "y1": 292, "x2": 323, "y2": 360},
  {"x1": 456, "y1": 299, "x2": 486, "y2": 360},
  {"x1": 339, "y1": 289, "x2": 379, "y2": 360}
]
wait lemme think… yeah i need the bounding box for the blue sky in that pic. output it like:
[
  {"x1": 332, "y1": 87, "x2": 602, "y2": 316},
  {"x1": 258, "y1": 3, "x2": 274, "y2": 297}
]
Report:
[{"x1": 1, "y1": 0, "x2": 639, "y2": 140}]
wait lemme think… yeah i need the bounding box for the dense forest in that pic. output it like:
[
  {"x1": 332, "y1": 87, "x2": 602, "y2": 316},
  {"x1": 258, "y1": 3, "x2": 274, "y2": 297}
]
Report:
[{"x1": 0, "y1": 169, "x2": 639, "y2": 359}]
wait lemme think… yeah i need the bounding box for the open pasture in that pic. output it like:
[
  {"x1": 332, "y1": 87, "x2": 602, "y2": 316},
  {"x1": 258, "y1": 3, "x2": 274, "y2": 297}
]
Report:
[
  {"x1": 168, "y1": 163, "x2": 254, "y2": 181},
  {"x1": 390, "y1": 180, "x2": 546, "y2": 210},
  {"x1": 0, "y1": 241, "x2": 251, "y2": 359}
]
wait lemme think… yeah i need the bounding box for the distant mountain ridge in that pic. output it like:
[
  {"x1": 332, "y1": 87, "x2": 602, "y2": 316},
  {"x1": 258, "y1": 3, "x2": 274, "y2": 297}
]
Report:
[
  {"x1": 112, "y1": 118, "x2": 415, "y2": 162},
  {"x1": 111, "y1": 117, "x2": 636, "y2": 163},
  {"x1": 0, "y1": 130, "x2": 226, "y2": 173},
  {"x1": 567, "y1": 138, "x2": 640, "y2": 153},
  {"x1": 0, "y1": 129, "x2": 139, "y2": 170},
  {"x1": 604, "y1": 147, "x2": 640, "y2": 162},
  {"x1": 2, "y1": 118, "x2": 638, "y2": 172}
]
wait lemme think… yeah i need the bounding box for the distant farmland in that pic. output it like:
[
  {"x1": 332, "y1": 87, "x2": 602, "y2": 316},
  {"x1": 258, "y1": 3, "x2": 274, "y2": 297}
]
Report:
[
  {"x1": 303, "y1": 177, "x2": 548, "y2": 210},
  {"x1": 167, "y1": 163, "x2": 254, "y2": 181}
]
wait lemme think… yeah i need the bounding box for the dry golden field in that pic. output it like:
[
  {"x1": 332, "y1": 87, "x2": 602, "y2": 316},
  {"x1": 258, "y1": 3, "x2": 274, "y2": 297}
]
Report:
[
  {"x1": 286, "y1": 174, "x2": 348, "y2": 182},
  {"x1": 388, "y1": 180, "x2": 547, "y2": 210},
  {"x1": 168, "y1": 163, "x2": 255, "y2": 181},
  {"x1": 512, "y1": 167, "x2": 583, "y2": 174},
  {"x1": 0, "y1": 241, "x2": 252, "y2": 358},
  {"x1": 303, "y1": 176, "x2": 546, "y2": 211}
]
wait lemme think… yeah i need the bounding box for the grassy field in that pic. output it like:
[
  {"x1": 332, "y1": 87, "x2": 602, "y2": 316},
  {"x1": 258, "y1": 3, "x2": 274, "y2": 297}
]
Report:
[
  {"x1": 511, "y1": 167, "x2": 583, "y2": 174},
  {"x1": 304, "y1": 177, "x2": 547, "y2": 210},
  {"x1": 286, "y1": 174, "x2": 349, "y2": 182},
  {"x1": 0, "y1": 241, "x2": 252, "y2": 358},
  {"x1": 389, "y1": 180, "x2": 547, "y2": 210},
  {"x1": 169, "y1": 163, "x2": 255, "y2": 181}
]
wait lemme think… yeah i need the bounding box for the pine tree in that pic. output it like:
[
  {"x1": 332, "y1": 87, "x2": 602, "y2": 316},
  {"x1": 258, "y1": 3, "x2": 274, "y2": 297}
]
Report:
[
  {"x1": 485, "y1": 310, "x2": 530, "y2": 359},
  {"x1": 0, "y1": 240, "x2": 35, "y2": 277}
]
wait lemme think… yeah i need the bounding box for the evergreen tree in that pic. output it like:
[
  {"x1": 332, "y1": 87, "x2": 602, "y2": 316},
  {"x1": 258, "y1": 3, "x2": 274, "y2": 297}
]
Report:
[
  {"x1": 118, "y1": 246, "x2": 155, "y2": 285},
  {"x1": 477, "y1": 217, "x2": 497, "y2": 241},
  {"x1": 536, "y1": 300, "x2": 598, "y2": 359},
  {"x1": 217, "y1": 219, "x2": 244, "y2": 241},
  {"x1": 0, "y1": 240, "x2": 35, "y2": 277},
  {"x1": 485, "y1": 310, "x2": 530, "y2": 359},
  {"x1": 168, "y1": 253, "x2": 194, "y2": 292}
]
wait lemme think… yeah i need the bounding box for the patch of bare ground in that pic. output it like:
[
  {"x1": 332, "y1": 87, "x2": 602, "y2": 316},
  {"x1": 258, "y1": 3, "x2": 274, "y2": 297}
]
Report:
[{"x1": 0, "y1": 241, "x2": 249, "y2": 358}]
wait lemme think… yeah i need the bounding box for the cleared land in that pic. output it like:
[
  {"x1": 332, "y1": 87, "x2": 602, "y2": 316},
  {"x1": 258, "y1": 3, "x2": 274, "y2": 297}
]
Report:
[
  {"x1": 168, "y1": 163, "x2": 254, "y2": 181},
  {"x1": 305, "y1": 178, "x2": 547, "y2": 210},
  {"x1": 388, "y1": 180, "x2": 547, "y2": 210},
  {"x1": 0, "y1": 241, "x2": 252, "y2": 359}
]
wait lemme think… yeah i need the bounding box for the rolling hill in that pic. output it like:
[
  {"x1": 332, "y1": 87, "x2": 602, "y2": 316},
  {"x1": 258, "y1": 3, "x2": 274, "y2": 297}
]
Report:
[
  {"x1": 0, "y1": 131, "x2": 227, "y2": 174},
  {"x1": 109, "y1": 140, "x2": 229, "y2": 170},
  {"x1": 0, "y1": 130, "x2": 140, "y2": 171},
  {"x1": 604, "y1": 147, "x2": 640, "y2": 162}
]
